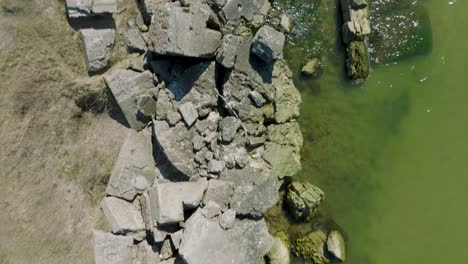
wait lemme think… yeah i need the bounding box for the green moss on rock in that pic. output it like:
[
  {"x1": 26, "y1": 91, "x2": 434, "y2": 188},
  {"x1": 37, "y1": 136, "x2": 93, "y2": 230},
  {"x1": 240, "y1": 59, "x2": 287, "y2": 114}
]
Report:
[
  {"x1": 345, "y1": 40, "x2": 369, "y2": 80},
  {"x1": 293, "y1": 230, "x2": 329, "y2": 264}
]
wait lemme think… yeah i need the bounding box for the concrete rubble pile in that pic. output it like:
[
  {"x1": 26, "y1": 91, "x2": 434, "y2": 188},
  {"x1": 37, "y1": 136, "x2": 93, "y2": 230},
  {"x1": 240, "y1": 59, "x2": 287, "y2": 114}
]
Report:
[{"x1": 66, "y1": 0, "x2": 306, "y2": 263}]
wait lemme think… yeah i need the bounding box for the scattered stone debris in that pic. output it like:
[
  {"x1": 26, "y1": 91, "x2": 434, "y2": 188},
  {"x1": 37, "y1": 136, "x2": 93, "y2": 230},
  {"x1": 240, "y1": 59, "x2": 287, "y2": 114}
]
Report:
[{"x1": 66, "y1": 0, "x2": 331, "y2": 263}]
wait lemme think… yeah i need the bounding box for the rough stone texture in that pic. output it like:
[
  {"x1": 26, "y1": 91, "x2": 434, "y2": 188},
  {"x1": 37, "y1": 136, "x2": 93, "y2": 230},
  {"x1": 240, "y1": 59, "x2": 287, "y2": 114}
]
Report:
[
  {"x1": 104, "y1": 70, "x2": 155, "y2": 130},
  {"x1": 285, "y1": 181, "x2": 324, "y2": 221},
  {"x1": 202, "y1": 180, "x2": 234, "y2": 211},
  {"x1": 221, "y1": 167, "x2": 279, "y2": 217},
  {"x1": 251, "y1": 26, "x2": 285, "y2": 63},
  {"x1": 219, "y1": 116, "x2": 240, "y2": 143},
  {"x1": 207, "y1": 160, "x2": 225, "y2": 174},
  {"x1": 266, "y1": 122, "x2": 303, "y2": 148},
  {"x1": 106, "y1": 130, "x2": 156, "y2": 201},
  {"x1": 178, "y1": 102, "x2": 198, "y2": 127},
  {"x1": 263, "y1": 142, "x2": 301, "y2": 178},
  {"x1": 222, "y1": 36, "x2": 276, "y2": 123},
  {"x1": 216, "y1": 34, "x2": 242, "y2": 68},
  {"x1": 149, "y1": 179, "x2": 208, "y2": 224},
  {"x1": 139, "y1": 0, "x2": 171, "y2": 22},
  {"x1": 137, "y1": 93, "x2": 157, "y2": 118},
  {"x1": 294, "y1": 230, "x2": 329, "y2": 264},
  {"x1": 341, "y1": 10, "x2": 371, "y2": 43},
  {"x1": 124, "y1": 28, "x2": 147, "y2": 53},
  {"x1": 219, "y1": 209, "x2": 236, "y2": 230},
  {"x1": 345, "y1": 40, "x2": 370, "y2": 80},
  {"x1": 170, "y1": 229, "x2": 184, "y2": 249},
  {"x1": 160, "y1": 238, "x2": 175, "y2": 260},
  {"x1": 66, "y1": 0, "x2": 117, "y2": 19},
  {"x1": 93, "y1": 230, "x2": 133, "y2": 264},
  {"x1": 179, "y1": 207, "x2": 274, "y2": 264},
  {"x1": 80, "y1": 28, "x2": 115, "y2": 74},
  {"x1": 327, "y1": 230, "x2": 346, "y2": 262},
  {"x1": 133, "y1": 239, "x2": 159, "y2": 264},
  {"x1": 100, "y1": 197, "x2": 146, "y2": 240},
  {"x1": 153, "y1": 121, "x2": 196, "y2": 177},
  {"x1": 272, "y1": 60, "x2": 301, "y2": 123},
  {"x1": 149, "y1": 2, "x2": 222, "y2": 58},
  {"x1": 139, "y1": 191, "x2": 154, "y2": 233},
  {"x1": 222, "y1": 0, "x2": 270, "y2": 28}
]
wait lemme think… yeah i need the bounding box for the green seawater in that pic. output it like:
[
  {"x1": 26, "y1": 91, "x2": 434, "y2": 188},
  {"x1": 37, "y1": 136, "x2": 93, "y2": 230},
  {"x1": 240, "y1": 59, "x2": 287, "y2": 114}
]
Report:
[{"x1": 278, "y1": 0, "x2": 468, "y2": 263}]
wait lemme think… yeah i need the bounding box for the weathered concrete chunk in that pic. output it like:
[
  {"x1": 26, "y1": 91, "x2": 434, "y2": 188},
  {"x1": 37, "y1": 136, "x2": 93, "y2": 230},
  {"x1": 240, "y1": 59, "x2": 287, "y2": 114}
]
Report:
[
  {"x1": 219, "y1": 116, "x2": 240, "y2": 143},
  {"x1": 160, "y1": 238, "x2": 175, "y2": 260},
  {"x1": 93, "y1": 230, "x2": 133, "y2": 264},
  {"x1": 216, "y1": 34, "x2": 242, "y2": 68},
  {"x1": 178, "y1": 102, "x2": 199, "y2": 127},
  {"x1": 133, "y1": 239, "x2": 159, "y2": 264},
  {"x1": 219, "y1": 209, "x2": 236, "y2": 230},
  {"x1": 345, "y1": 40, "x2": 370, "y2": 80},
  {"x1": 221, "y1": 167, "x2": 279, "y2": 217},
  {"x1": 179, "y1": 207, "x2": 274, "y2": 264},
  {"x1": 149, "y1": 2, "x2": 222, "y2": 58},
  {"x1": 263, "y1": 142, "x2": 301, "y2": 178},
  {"x1": 327, "y1": 230, "x2": 346, "y2": 262},
  {"x1": 285, "y1": 181, "x2": 324, "y2": 221},
  {"x1": 222, "y1": 0, "x2": 270, "y2": 27},
  {"x1": 267, "y1": 122, "x2": 303, "y2": 148},
  {"x1": 104, "y1": 70, "x2": 155, "y2": 130},
  {"x1": 170, "y1": 229, "x2": 184, "y2": 249},
  {"x1": 149, "y1": 179, "x2": 208, "y2": 225},
  {"x1": 251, "y1": 26, "x2": 285, "y2": 63},
  {"x1": 203, "y1": 180, "x2": 234, "y2": 211},
  {"x1": 66, "y1": 0, "x2": 117, "y2": 19},
  {"x1": 273, "y1": 60, "x2": 301, "y2": 123},
  {"x1": 80, "y1": 28, "x2": 115, "y2": 74},
  {"x1": 100, "y1": 197, "x2": 146, "y2": 240},
  {"x1": 106, "y1": 130, "x2": 156, "y2": 201},
  {"x1": 124, "y1": 28, "x2": 147, "y2": 53},
  {"x1": 153, "y1": 121, "x2": 196, "y2": 177},
  {"x1": 92, "y1": 0, "x2": 117, "y2": 14}
]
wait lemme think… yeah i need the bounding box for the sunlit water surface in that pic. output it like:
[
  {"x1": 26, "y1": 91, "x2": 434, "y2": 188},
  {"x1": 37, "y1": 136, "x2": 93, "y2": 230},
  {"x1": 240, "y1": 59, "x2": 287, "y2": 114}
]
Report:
[{"x1": 278, "y1": 0, "x2": 468, "y2": 263}]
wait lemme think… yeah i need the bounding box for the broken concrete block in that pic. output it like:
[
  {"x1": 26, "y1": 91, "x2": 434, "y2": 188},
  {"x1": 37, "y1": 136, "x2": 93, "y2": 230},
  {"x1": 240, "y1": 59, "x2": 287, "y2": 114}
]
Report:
[
  {"x1": 153, "y1": 121, "x2": 196, "y2": 177},
  {"x1": 149, "y1": 179, "x2": 208, "y2": 225},
  {"x1": 106, "y1": 130, "x2": 156, "y2": 201},
  {"x1": 104, "y1": 70, "x2": 155, "y2": 130},
  {"x1": 160, "y1": 238, "x2": 175, "y2": 260},
  {"x1": 216, "y1": 34, "x2": 243, "y2": 68},
  {"x1": 66, "y1": 0, "x2": 117, "y2": 19},
  {"x1": 133, "y1": 239, "x2": 159, "y2": 264},
  {"x1": 170, "y1": 229, "x2": 184, "y2": 250},
  {"x1": 149, "y1": 2, "x2": 222, "y2": 58},
  {"x1": 80, "y1": 28, "x2": 115, "y2": 74},
  {"x1": 124, "y1": 28, "x2": 147, "y2": 53},
  {"x1": 219, "y1": 209, "x2": 236, "y2": 230},
  {"x1": 100, "y1": 197, "x2": 146, "y2": 240},
  {"x1": 93, "y1": 230, "x2": 133, "y2": 264},
  {"x1": 251, "y1": 26, "x2": 285, "y2": 63},
  {"x1": 179, "y1": 207, "x2": 274, "y2": 264},
  {"x1": 202, "y1": 180, "x2": 234, "y2": 211},
  {"x1": 178, "y1": 102, "x2": 198, "y2": 127},
  {"x1": 219, "y1": 116, "x2": 240, "y2": 143}
]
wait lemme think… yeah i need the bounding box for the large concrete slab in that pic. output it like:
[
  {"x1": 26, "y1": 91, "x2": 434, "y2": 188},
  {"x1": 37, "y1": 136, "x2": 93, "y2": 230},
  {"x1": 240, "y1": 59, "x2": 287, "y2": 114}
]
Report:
[
  {"x1": 100, "y1": 197, "x2": 146, "y2": 240},
  {"x1": 93, "y1": 230, "x2": 133, "y2": 264},
  {"x1": 106, "y1": 130, "x2": 156, "y2": 201}
]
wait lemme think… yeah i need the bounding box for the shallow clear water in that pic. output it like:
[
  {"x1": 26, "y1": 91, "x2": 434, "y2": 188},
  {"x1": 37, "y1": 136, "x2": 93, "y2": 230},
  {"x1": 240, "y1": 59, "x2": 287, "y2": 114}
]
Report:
[{"x1": 284, "y1": 0, "x2": 468, "y2": 263}]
